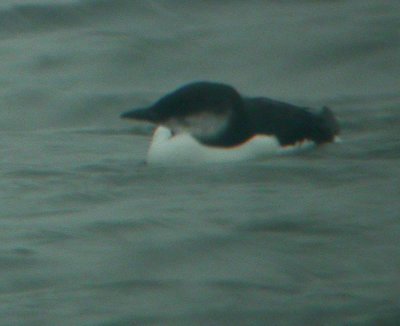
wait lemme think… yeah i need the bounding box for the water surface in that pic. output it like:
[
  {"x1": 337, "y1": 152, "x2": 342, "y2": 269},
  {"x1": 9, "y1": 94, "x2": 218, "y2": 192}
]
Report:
[{"x1": 1, "y1": 1, "x2": 400, "y2": 325}]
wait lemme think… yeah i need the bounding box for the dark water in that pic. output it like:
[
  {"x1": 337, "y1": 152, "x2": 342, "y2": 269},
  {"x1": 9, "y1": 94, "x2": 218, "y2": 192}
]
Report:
[{"x1": 1, "y1": 1, "x2": 400, "y2": 325}]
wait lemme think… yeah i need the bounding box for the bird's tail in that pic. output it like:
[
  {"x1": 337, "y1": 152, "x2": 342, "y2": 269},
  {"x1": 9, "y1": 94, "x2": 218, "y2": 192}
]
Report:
[{"x1": 319, "y1": 106, "x2": 340, "y2": 141}]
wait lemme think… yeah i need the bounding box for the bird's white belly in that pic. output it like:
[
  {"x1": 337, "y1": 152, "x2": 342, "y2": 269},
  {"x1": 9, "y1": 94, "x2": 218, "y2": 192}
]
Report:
[{"x1": 146, "y1": 126, "x2": 315, "y2": 165}]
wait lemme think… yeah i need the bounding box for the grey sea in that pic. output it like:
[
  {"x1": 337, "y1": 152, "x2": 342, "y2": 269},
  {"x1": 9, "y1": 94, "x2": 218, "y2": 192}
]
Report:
[{"x1": 1, "y1": 1, "x2": 400, "y2": 325}]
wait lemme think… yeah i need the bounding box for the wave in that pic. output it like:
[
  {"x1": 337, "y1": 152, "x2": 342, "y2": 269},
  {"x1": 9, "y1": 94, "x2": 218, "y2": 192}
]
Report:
[{"x1": 0, "y1": 0, "x2": 157, "y2": 36}]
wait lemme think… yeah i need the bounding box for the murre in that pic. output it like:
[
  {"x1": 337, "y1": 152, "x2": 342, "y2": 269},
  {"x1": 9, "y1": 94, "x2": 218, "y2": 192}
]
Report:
[{"x1": 121, "y1": 82, "x2": 339, "y2": 164}]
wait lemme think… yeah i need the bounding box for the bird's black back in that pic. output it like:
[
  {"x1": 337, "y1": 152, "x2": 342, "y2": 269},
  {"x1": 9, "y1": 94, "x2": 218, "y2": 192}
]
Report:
[{"x1": 243, "y1": 97, "x2": 338, "y2": 146}]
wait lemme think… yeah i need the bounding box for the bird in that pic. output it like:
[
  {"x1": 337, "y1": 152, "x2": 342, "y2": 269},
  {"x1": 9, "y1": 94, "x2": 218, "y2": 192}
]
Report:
[{"x1": 121, "y1": 81, "x2": 339, "y2": 164}]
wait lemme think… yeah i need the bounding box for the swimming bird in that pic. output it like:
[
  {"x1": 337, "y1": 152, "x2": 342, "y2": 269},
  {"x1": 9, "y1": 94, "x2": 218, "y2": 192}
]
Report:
[{"x1": 121, "y1": 82, "x2": 339, "y2": 164}]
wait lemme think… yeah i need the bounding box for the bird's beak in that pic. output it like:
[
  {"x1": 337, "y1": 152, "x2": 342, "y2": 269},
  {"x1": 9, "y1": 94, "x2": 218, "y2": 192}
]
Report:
[{"x1": 120, "y1": 107, "x2": 159, "y2": 122}]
